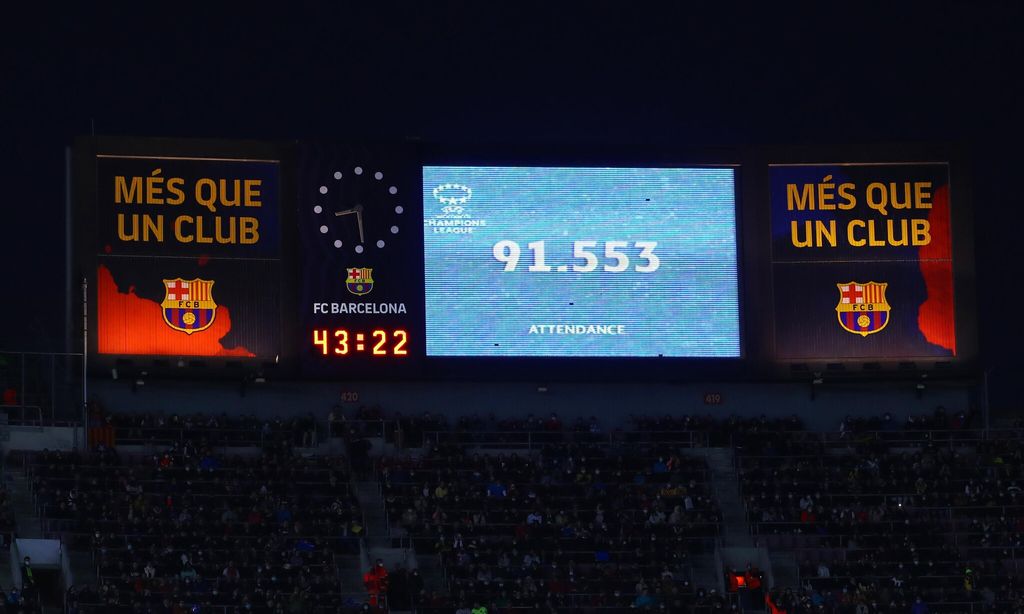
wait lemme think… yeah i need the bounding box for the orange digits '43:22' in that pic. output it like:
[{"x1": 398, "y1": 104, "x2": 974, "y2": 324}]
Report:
[{"x1": 312, "y1": 329, "x2": 409, "y2": 356}]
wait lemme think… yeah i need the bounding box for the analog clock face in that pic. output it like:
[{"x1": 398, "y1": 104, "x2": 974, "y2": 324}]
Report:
[
  {"x1": 298, "y1": 144, "x2": 424, "y2": 377},
  {"x1": 311, "y1": 165, "x2": 405, "y2": 254}
]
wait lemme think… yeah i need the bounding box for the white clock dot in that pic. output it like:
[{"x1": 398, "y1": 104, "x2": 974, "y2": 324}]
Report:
[
  {"x1": 395, "y1": 205, "x2": 404, "y2": 214},
  {"x1": 374, "y1": 171, "x2": 383, "y2": 180},
  {"x1": 333, "y1": 171, "x2": 342, "y2": 180},
  {"x1": 319, "y1": 225, "x2": 328, "y2": 234},
  {"x1": 355, "y1": 245, "x2": 364, "y2": 254},
  {"x1": 313, "y1": 205, "x2": 323, "y2": 214},
  {"x1": 390, "y1": 225, "x2": 399, "y2": 234},
  {"x1": 388, "y1": 186, "x2": 398, "y2": 195},
  {"x1": 319, "y1": 186, "x2": 328, "y2": 194},
  {"x1": 333, "y1": 240, "x2": 343, "y2": 248},
  {"x1": 354, "y1": 166, "x2": 363, "y2": 175},
  {"x1": 376, "y1": 240, "x2": 385, "y2": 248}
]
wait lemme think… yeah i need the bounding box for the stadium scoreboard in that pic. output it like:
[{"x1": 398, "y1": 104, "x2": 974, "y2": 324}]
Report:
[
  {"x1": 74, "y1": 138, "x2": 976, "y2": 380},
  {"x1": 420, "y1": 166, "x2": 740, "y2": 359}
]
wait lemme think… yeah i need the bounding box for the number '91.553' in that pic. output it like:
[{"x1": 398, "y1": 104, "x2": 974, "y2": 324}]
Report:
[{"x1": 492, "y1": 240, "x2": 659, "y2": 273}]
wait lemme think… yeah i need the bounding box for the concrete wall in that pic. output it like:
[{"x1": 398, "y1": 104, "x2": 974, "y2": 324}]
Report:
[
  {"x1": 88, "y1": 377, "x2": 973, "y2": 432},
  {"x1": 14, "y1": 539, "x2": 61, "y2": 568},
  {"x1": 8, "y1": 426, "x2": 79, "y2": 450}
]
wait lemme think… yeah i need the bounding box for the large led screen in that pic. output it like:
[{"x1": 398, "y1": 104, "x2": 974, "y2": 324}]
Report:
[
  {"x1": 93, "y1": 154, "x2": 283, "y2": 358},
  {"x1": 770, "y1": 163, "x2": 955, "y2": 359},
  {"x1": 423, "y1": 166, "x2": 741, "y2": 357}
]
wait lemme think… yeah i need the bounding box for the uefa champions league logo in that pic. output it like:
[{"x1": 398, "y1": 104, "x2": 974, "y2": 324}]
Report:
[
  {"x1": 433, "y1": 183, "x2": 472, "y2": 218},
  {"x1": 426, "y1": 182, "x2": 486, "y2": 233}
]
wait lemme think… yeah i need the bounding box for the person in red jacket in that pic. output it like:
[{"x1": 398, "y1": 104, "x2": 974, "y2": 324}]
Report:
[
  {"x1": 364, "y1": 559, "x2": 389, "y2": 607},
  {"x1": 726, "y1": 567, "x2": 741, "y2": 592},
  {"x1": 766, "y1": 590, "x2": 787, "y2": 614},
  {"x1": 745, "y1": 564, "x2": 762, "y2": 590}
]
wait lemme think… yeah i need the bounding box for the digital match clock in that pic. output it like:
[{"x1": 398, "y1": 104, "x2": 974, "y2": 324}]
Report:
[
  {"x1": 312, "y1": 329, "x2": 409, "y2": 356},
  {"x1": 299, "y1": 143, "x2": 423, "y2": 375}
]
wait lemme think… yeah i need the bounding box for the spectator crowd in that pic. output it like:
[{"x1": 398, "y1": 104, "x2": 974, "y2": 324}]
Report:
[{"x1": 8, "y1": 406, "x2": 1023, "y2": 613}]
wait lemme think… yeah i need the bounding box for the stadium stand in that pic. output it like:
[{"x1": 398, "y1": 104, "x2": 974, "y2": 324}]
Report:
[
  {"x1": 6, "y1": 407, "x2": 1024, "y2": 613},
  {"x1": 379, "y1": 439, "x2": 721, "y2": 610},
  {"x1": 29, "y1": 424, "x2": 365, "y2": 613},
  {"x1": 738, "y1": 411, "x2": 1024, "y2": 613}
]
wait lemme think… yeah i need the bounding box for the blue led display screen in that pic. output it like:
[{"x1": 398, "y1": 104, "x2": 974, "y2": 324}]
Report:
[{"x1": 423, "y1": 166, "x2": 741, "y2": 357}]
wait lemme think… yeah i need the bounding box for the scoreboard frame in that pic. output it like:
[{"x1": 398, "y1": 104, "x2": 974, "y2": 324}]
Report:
[{"x1": 72, "y1": 138, "x2": 978, "y2": 382}]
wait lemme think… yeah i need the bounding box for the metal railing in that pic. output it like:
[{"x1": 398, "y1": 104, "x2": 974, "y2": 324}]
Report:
[
  {"x1": 0, "y1": 350, "x2": 84, "y2": 425},
  {"x1": 329, "y1": 418, "x2": 403, "y2": 444},
  {"x1": 71, "y1": 595, "x2": 372, "y2": 614},
  {"x1": 790, "y1": 544, "x2": 1024, "y2": 559},
  {"x1": 823, "y1": 427, "x2": 997, "y2": 444},
  {"x1": 416, "y1": 426, "x2": 1024, "y2": 453},
  {"x1": 1, "y1": 404, "x2": 43, "y2": 426},
  {"x1": 421, "y1": 429, "x2": 712, "y2": 449},
  {"x1": 734, "y1": 427, "x2": 1022, "y2": 453},
  {"x1": 107, "y1": 423, "x2": 317, "y2": 447},
  {"x1": 440, "y1": 591, "x2": 731, "y2": 612},
  {"x1": 746, "y1": 492, "x2": 1024, "y2": 511}
]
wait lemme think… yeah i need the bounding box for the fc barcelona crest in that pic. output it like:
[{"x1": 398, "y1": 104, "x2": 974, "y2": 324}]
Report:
[
  {"x1": 836, "y1": 281, "x2": 890, "y2": 337},
  {"x1": 161, "y1": 278, "x2": 217, "y2": 335},
  {"x1": 346, "y1": 268, "x2": 374, "y2": 296}
]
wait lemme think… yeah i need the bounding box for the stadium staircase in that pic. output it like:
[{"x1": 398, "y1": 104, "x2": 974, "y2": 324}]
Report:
[
  {"x1": 0, "y1": 556, "x2": 10, "y2": 599},
  {"x1": 9, "y1": 472, "x2": 42, "y2": 539},
  {"x1": 334, "y1": 547, "x2": 365, "y2": 595},
  {"x1": 702, "y1": 447, "x2": 798, "y2": 612},
  {"x1": 6, "y1": 467, "x2": 76, "y2": 614},
  {"x1": 351, "y1": 478, "x2": 420, "y2": 599},
  {"x1": 706, "y1": 447, "x2": 753, "y2": 549},
  {"x1": 0, "y1": 472, "x2": 12, "y2": 591}
]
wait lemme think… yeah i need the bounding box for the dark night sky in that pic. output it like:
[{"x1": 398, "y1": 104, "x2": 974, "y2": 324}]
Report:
[{"x1": 2, "y1": 4, "x2": 1021, "y2": 399}]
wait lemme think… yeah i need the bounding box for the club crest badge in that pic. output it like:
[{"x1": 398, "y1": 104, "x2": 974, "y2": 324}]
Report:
[
  {"x1": 836, "y1": 281, "x2": 890, "y2": 337},
  {"x1": 346, "y1": 268, "x2": 374, "y2": 296},
  {"x1": 161, "y1": 278, "x2": 217, "y2": 334}
]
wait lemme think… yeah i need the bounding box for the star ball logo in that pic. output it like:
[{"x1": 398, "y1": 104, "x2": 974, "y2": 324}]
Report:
[
  {"x1": 433, "y1": 183, "x2": 472, "y2": 217},
  {"x1": 427, "y1": 183, "x2": 486, "y2": 234}
]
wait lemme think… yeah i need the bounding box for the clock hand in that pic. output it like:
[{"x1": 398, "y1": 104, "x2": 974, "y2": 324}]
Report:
[{"x1": 334, "y1": 204, "x2": 366, "y2": 243}]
